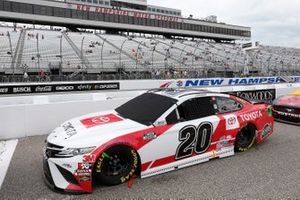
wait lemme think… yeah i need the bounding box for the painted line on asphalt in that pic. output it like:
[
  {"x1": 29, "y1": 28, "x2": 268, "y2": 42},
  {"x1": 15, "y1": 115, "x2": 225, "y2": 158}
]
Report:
[{"x1": 0, "y1": 139, "x2": 18, "y2": 190}]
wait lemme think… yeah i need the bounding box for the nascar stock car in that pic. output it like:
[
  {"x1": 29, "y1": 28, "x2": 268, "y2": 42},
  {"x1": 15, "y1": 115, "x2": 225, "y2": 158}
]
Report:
[
  {"x1": 43, "y1": 89, "x2": 274, "y2": 193},
  {"x1": 273, "y1": 93, "x2": 300, "y2": 125}
]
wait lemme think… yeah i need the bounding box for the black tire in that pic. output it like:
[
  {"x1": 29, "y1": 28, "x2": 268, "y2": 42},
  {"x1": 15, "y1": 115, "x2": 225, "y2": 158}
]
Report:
[
  {"x1": 234, "y1": 124, "x2": 256, "y2": 152},
  {"x1": 94, "y1": 145, "x2": 139, "y2": 186}
]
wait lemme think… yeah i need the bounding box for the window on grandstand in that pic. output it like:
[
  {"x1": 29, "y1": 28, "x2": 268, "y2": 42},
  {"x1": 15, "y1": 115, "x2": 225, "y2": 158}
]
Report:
[
  {"x1": 99, "y1": 0, "x2": 104, "y2": 4},
  {"x1": 93, "y1": 0, "x2": 98, "y2": 4}
]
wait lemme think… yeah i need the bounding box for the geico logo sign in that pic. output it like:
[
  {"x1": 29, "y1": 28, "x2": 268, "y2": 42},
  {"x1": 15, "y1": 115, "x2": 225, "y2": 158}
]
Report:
[
  {"x1": 0, "y1": 88, "x2": 8, "y2": 93},
  {"x1": 13, "y1": 87, "x2": 31, "y2": 93},
  {"x1": 35, "y1": 86, "x2": 52, "y2": 92},
  {"x1": 241, "y1": 111, "x2": 262, "y2": 122},
  {"x1": 91, "y1": 116, "x2": 110, "y2": 124},
  {"x1": 56, "y1": 86, "x2": 74, "y2": 91}
]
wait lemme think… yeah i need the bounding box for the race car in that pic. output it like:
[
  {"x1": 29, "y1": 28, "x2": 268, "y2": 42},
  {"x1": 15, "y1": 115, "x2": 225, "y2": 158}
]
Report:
[
  {"x1": 43, "y1": 88, "x2": 274, "y2": 193},
  {"x1": 273, "y1": 94, "x2": 300, "y2": 125}
]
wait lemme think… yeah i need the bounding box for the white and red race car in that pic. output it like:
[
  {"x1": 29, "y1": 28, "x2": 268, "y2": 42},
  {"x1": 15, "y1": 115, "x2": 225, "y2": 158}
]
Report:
[{"x1": 43, "y1": 89, "x2": 274, "y2": 193}]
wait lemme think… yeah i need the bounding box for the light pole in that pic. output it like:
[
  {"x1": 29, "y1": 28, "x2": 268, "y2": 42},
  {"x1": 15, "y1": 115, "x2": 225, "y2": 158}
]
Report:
[
  {"x1": 7, "y1": 31, "x2": 14, "y2": 77},
  {"x1": 179, "y1": 45, "x2": 187, "y2": 68},
  {"x1": 136, "y1": 42, "x2": 142, "y2": 79},
  {"x1": 36, "y1": 33, "x2": 41, "y2": 70},
  {"x1": 119, "y1": 39, "x2": 127, "y2": 68},
  {"x1": 100, "y1": 39, "x2": 106, "y2": 79},
  {"x1": 81, "y1": 36, "x2": 85, "y2": 70}
]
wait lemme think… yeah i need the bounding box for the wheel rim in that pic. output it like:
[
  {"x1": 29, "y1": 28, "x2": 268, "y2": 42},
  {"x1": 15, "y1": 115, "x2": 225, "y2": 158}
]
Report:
[
  {"x1": 236, "y1": 128, "x2": 253, "y2": 147},
  {"x1": 103, "y1": 154, "x2": 130, "y2": 176}
]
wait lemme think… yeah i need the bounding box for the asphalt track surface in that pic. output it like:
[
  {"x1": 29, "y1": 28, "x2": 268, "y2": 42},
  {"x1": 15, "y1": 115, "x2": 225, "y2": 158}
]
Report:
[{"x1": 0, "y1": 122, "x2": 299, "y2": 199}]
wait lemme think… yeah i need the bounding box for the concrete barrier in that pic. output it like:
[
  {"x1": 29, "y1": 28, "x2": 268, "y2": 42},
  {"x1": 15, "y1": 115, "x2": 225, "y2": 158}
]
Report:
[{"x1": 1, "y1": 83, "x2": 300, "y2": 140}]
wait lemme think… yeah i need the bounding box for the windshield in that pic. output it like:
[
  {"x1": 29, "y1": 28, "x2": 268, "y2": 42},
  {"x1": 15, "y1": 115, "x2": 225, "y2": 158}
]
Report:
[{"x1": 115, "y1": 93, "x2": 177, "y2": 125}]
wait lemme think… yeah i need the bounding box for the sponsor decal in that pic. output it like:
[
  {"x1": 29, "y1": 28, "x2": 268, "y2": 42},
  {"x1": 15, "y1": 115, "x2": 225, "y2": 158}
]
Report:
[
  {"x1": 83, "y1": 154, "x2": 96, "y2": 163},
  {"x1": 230, "y1": 89, "x2": 276, "y2": 103},
  {"x1": 240, "y1": 111, "x2": 262, "y2": 122},
  {"x1": 216, "y1": 136, "x2": 232, "y2": 150},
  {"x1": 79, "y1": 176, "x2": 91, "y2": 182},
  {"x1": 143, "y1": 132, "x2": 157, "y2": 141},
  {"x1": 81, "y1": 114, "x2": 123, "y2": 128},
  {"x1": 224, "y1": 114, "x2": 240, "y2": 130},
  {"x1": 76, "y1": 163, "x2": 92, "y2": 177},
  {"x1": 261, "y1": 124, "x2": 272, "y2": 139},
  {"x1": 62, "y1": 122, "x2": 77, "y2": 138},
  {"x1": 62, "y1": 163, "x2": 72, "y2": 169}
]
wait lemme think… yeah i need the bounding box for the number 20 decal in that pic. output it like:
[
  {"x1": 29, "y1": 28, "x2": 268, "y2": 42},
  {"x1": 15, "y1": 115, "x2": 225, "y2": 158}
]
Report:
[{"x1": 175, "y1": 122, "x2": 213, "y2": 160}]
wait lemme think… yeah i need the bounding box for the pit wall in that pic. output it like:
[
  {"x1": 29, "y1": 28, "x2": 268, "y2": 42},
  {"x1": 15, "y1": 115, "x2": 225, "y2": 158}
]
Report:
[{"x1": 0, "y1": 82, "x2": 300, "y2": 140}]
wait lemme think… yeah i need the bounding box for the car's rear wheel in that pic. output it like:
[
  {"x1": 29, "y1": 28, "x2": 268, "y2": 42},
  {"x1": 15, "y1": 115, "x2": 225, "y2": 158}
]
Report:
[
  {"x1": 235, "y1": 124, "x2": 256, "y2": 152},
  {"x1": 94, "y1": 145, "x2": 139, "y2": 186}
]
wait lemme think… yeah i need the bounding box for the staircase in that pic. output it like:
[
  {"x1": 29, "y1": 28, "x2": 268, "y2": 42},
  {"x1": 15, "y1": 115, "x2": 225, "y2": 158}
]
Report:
[
  {"x1": 11, "y1": 29, "x2": 26, "y2": 70},
  {"x1": 95, "y1": 34, "x2": 138, "y2": 65},
  {"x1": 62, "y1": 32, "x2": 92, "y2": 77}
]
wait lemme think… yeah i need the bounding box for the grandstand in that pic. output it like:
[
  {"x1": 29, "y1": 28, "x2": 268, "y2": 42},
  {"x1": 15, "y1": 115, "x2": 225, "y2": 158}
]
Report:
[{"x1": 0, "y1": 0, "x2": 299, "y2": 82}]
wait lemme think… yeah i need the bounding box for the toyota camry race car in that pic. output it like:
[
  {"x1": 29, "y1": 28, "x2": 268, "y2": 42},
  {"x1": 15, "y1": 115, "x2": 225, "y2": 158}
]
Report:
[
  {"x1": 273, "y1": 94, "x2": 300, "y2": 125},
  {"x1": 43, "y1": 89, "x2": 274, "y2": 193}
]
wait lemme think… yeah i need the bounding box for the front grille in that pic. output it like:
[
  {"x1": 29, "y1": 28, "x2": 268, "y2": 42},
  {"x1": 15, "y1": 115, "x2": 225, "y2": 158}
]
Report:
[
  {"x1": 277, "y1": 115, "x2": 300, "y2": 123},
  {"x1": 45, "y1": 143, "x2": 64, "y2": 158}
]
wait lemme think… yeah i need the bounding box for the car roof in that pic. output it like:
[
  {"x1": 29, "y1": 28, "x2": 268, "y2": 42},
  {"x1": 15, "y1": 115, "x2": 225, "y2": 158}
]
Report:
[{"x1": 147, "y1": 88, "x2": 230, "y2": 100}]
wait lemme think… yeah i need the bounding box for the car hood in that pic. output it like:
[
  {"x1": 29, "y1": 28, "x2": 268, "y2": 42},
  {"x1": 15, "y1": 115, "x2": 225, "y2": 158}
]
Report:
[
  {"x1": 47, "y1": 110, "x2": 148, "y2": 148},
  {"x1": 273, "y1": 95, "x2": 300, "y2": 108}
]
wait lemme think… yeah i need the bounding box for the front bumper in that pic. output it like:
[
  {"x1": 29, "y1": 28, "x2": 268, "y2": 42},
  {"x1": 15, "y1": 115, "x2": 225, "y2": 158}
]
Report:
[
  {"x1": 273, "y1": 110, "x2": 300, "y2": 126},
  {"x1": 42, "y1": 152, "x2": 93, "y2": 193}
]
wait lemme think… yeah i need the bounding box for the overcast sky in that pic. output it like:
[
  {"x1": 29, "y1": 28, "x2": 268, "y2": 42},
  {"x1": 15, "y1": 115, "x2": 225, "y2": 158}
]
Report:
[{"x1": 149, "y1": 0, "x2": 300, "y2": 48}]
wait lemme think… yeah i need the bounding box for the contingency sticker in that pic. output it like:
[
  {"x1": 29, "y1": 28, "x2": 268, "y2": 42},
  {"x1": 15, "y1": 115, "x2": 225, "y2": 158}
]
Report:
[
  {"x1": 224, "y1": 114, "x2": 240, "y2": 130},
  {"x1": 80, "y1": 114, "x2": 123, "y2": 128}
]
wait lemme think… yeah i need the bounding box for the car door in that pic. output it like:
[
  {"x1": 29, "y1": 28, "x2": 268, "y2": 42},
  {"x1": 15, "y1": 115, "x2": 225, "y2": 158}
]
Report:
[
  {"x1": 213, "y1": 96, "x2": 244, "y2": 147},
  {"x1": 165, "y1": 96, "x2": 222, "y2": 161}
]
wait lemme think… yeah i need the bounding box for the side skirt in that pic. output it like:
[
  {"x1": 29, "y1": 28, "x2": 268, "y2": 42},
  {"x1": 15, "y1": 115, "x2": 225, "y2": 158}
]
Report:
[{"x1": 141, "y1": 146, "x2": 234, "y2": 178}]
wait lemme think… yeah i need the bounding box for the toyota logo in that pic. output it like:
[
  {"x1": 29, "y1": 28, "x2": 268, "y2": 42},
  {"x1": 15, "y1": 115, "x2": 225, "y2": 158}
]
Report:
[
  {"x1": 228, "y1": 117, "x2": 236, "y2": 125},
  {"x1": 91, "y1": 116, "x2": 110, "y2": 124}
]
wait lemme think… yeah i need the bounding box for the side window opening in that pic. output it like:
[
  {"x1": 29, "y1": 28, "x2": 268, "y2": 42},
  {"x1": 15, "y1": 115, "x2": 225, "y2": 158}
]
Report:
[
  {"x1": 166, "y1": 109, "x2": 179, "y2": 124},
  {"x1": 215, "y1": 97, "x2": 242, "y2": 113},
  {"x1": 177, "y1": 97, "x2": 214, "y2": 121}
]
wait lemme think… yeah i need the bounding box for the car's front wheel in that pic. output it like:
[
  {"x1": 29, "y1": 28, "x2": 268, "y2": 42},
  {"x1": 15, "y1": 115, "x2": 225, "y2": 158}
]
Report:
[
  {"x1": 94, "y1": 145, "x2": 139, "y2": 186},
  {"x1": 235, "y1": 124, "x2": 256, "y2": 152}
]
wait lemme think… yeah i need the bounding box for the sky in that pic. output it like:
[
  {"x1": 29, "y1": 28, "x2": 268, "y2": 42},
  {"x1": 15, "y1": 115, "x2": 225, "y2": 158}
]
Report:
[{"x1": 149, "y1": 0, "x2": 300, "y2": 48}]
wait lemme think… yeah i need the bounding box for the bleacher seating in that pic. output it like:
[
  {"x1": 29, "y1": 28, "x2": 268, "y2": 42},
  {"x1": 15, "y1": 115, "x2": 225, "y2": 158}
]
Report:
[{"x1": 0, "y1": 25, "x2": 300, "y2": 81}]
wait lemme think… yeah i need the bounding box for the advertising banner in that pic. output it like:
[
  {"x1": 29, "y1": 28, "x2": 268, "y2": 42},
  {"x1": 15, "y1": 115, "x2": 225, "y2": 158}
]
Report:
[{"x1": 0, "y1": 82, "x2": 120, "y2": 95}]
